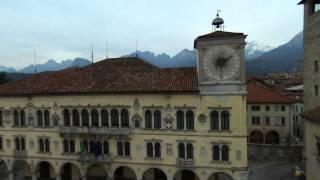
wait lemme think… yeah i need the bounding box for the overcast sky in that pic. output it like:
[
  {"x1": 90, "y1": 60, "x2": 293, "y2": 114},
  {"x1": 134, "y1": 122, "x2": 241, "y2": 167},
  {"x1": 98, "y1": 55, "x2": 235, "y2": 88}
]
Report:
[{"x1": 0, "y1": 0, "x2": 303, "y2": 69}]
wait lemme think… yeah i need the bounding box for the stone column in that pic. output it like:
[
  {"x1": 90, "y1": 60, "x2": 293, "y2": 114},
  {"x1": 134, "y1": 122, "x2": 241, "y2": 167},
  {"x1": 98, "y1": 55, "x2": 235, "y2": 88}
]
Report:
[
  {"x1": 118, "y1": 109, "x2": 121, "y2": 128},
  {"x1": 184, "y1": 143, "x2": 187, "y2": 159},
  {"x1": 88, "y1": 111, "x2": 92, "y2": 127},
  {"x1": 32, "y1": 174, "x2": 37, "y2": 180},
  {"x1": 184, "y1": 110, "x2": 187, "y2": 130},
  {"x1": 56, "y1": 175, "x2": 61, "y2": 180},
  {"x1": 8, "y1": 172, "x2": 13, "y2": 180},
  {"x1": 98, "y1": 109, "x2": 102, "y2": 127},
  {"x1": 70, "y1": 112, "x2": 73, "y2": 127},
  {"x1": 219, "y1": 144, "x2": 222, "y2": 162},
  {"x1": 218, "y1": 111, "x2": 222, "y2": 130},
  {"x1": 79, "y1": 109, "x2": 83, "y2": 127},
  {"x1": 108, "y1": 110, "x2": 112, "y2": 127}
]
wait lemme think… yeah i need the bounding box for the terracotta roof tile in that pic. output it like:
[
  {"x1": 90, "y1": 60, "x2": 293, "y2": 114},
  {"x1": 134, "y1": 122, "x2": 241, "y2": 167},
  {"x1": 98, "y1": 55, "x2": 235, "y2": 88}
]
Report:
[
  {"x1": 0, "y1": 57, "x2": 199, "y2": 95},
  {"x1": 301, "y1": 106, "x2": 320, "y2": 125},
  {"x1": 247, "y1": 81, "x2": 294, "y2": 103}
]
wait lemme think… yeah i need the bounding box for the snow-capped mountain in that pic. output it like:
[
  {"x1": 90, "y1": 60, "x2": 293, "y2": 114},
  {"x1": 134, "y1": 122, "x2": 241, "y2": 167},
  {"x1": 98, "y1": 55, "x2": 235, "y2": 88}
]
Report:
[{"x1": 245, "y1": 41, "x2": 274, "y2": 60}]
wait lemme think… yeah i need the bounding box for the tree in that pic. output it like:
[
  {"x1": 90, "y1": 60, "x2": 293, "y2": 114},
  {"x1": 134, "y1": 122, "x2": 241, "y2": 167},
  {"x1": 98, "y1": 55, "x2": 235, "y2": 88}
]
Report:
[{"x1": 0, "y1": 72, "x2": 9, "y2": 85}]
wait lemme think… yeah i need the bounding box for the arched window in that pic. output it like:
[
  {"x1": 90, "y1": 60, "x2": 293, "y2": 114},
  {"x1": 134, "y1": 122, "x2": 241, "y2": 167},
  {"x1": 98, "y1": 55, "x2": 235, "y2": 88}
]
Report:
[
  {"x1": 210, "y1": 111, "x2": 219, "y2": 130},
  {"x1": 145, "y1": 110, "x2": 152, "y2": 129},
  {"x1": 315, "y1": 60, "x2": 319, "y2": 72},
  {"x1": 63, "y1": 139, "x2": 69, "y2": 153},
  {"x1": 178, "y1": 143, "x2": 185, "y2": 158},
  {"x1": 20, "y1": 110, "x2": 25, "y2": 126},
  {"x1": 96, "y1": 141, "x2": 102, "y2": 156},
  {"x1": 135, "y1": 120, "x2": 140, "y2": 128},
  {"x1": 177, "y1": 110, "x2": 184, "y2": 130},
  {"x1": 39, "y1": 139, "x2": 44, "y2": 152},
  {"x1": 72, "y1": 109, "x2": 80, "y2": 127},
  {"x1": 103, "y1": 141, "x2": 109, "y2": 154},
  {"x1": 15, "y1": 137, "x2": 20, "y2": 150},
  {"x1": 101, "y1": 109, "x2": 109, "y2": 127},
  {"x1": 63, "y1": 109, "x2": 70, "y2": 127},
  {"x1": 221, "y1": 111, "x2": 230, "y2": 130},
  {"x1": 91, "y1": 109, "x2": 99, "y2": 127},
  {"x1": 154, "y1": 110, "x2": 161, "y2": 129},
  {"x1": 111, "y1": 109, "x2": 119, "y2": 127},
  {"x1": 37, "y1": 110, "x2": 43, "y2": 127},
  {"x1": 124, "y1": 142, "x2": 130, "y2": 156},
  {"x1": 44, "y1": 110, "x2": 50, "y2": 127},
  {"x1": 0, "y1": 110, "x2": 3, "y2": 126},
  {"x1": 70, "y1": 140, "x2": 75, "y2": 153},
  {"x1": 45, "y1": 139, "x2": 50, "y2": 152},
  {"x1": 186, "y1": 110, "x2": 194, "y2": 129},
  {"x1": 147, "y1": 143, "x2": 153, "y2": 157},
  {"x1": 21, "y1": 137, "x2": 25, "y2": 150},
  {"x1": 121, "y1": 109, "x2": 129, "y2": 127},
  {"x1": 186, "y1": 143, "x2": 193, "y2": 159},
  {"x1": 117, "y1": 141, "x2": 123, "y2": 156},
  {"x1": 212, "y1": 145, "x2": 220, "y2": 161},
  {"x1": 14, "y1": 110, "x2": 19, "y2": 126},
  {"x1": 81, "y1": 109, "x2": 89, "y2": 127},
  {"x1": 155, "y1": 143, "x2": 161, "y2": 158},
  {"x1": 222, "y1": 145, "x2": 229, "y2": 161}
]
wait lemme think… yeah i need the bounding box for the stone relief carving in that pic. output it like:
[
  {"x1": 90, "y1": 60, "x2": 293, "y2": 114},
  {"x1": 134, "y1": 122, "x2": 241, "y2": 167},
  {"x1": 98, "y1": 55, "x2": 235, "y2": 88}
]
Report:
[
  {"x1": 200, "y1": 146, "x2": 207, "y2": 158},
  {"x1": 164, "y1": 104, "x2": 174, "y2": 130},
  {"x1": 6, "y1": 139, "x2": 11, "y2": 149},
  {"x1": 51, "y1": 114, "x2": 61, "y2": 126},
  {"x1": 53, "y1": 102, "x2": 58, "y2": 112},
  {"x1": 3, "y1": 110, "x2": 12, "y2": 125},
  {"x1": 166, "y1": 144, "x2": 173, "y2": 155},
  {"x1": 133, "y1": 98, "x2": 140, "y2": 112},
  {"x1": 216, "y1": 96, "x2": 228, "y2": 102},
  {"x1": 198, "y1": 114, "x2": 207, "y2": 123},
  {"x1": 236, "y1": 150, "x2": 241, "y2": 160}
]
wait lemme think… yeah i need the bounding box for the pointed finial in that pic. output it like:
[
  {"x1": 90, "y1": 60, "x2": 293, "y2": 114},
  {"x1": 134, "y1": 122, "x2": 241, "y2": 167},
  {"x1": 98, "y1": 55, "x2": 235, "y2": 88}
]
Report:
[{"x1": 212, "y1": 9, "x2": 224, "y2": 31}]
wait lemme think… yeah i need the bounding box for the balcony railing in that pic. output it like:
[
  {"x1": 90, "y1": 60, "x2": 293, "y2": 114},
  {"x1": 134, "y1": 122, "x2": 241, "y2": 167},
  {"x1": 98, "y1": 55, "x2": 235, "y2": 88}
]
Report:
[
  {"x1": 77, "y1": 153, "x2": 111, "y2": 163},
  {"x1": 59, "y1": 126, "x2": 131, "y2": 136},
  {"x1": 13, "y1": 150, "x2": 28, "y2": 158},
  {"x1": 176, "y1": 158, "x2": 194, "y2": 166}
]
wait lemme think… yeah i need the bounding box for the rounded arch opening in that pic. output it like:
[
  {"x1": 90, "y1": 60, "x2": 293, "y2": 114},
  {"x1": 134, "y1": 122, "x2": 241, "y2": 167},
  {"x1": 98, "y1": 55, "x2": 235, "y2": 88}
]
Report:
[
  {"x1": 60, "y1": 163, "x2": 81, "y2": 180},
  {"x1": 114, "y1": 166, "x2": 136, "y2": 180},
  {"x1": 249, "y1": 130, "x2": 264, "y2": 144},
  {"x1": 174, "y1": 170, "x2": 199, "y2": 180},
  {"x1": 35, "y1": 161, "x2": 55, "y2": 179},
  {"x1": 142, "y1": 168, "x2": 167, "y2": 180},
  {"x1": 265, "y1": 131, "x2": 280, "y2": 144},
  {"x1": 0, "y1": 159, "x2": 9, "y2": 179},
  {"x1": 12, "y1": 160, "x2": 32, "y2": 180},
  {"x1": 86, "y1": 164, "x2": 107, "y2": 180},
  {"x1": 208, "y1": 172, "x2": 233, "y2": 180}
]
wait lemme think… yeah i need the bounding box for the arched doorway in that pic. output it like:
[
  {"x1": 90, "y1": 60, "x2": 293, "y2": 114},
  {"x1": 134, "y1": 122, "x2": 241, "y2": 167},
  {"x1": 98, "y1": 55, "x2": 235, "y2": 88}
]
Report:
[
  {"x1": 0, "y1": 159, "x2": 9, "y2": 180},
  {"x1": 12, "y1": 160, "x2": 32, "y2": 180},
  {"x1": 114, "y1": 166, "x2": 136, "y2": 180},
  {"x1": 249, "y1": 130, "x2": 264, "y2": 144},
  {"x1": 208, "y1": 172, "x2": 233, "y2": 180},
  {"x1": 265, "y1": 131, "x2": 280, "y2": 144},
  {"x1": 142, "y1": 168, "x2": 167, "y2": 180},
  {"x1": 86, "y1": 164, "x2": 107, "y2": 180},
  {"x1": 36, "y1": 161, "x2": 55, "y2": 180},
  {"x1": 174, "y1": 170, "x2": 199, "y2": 180},
  {"x1": 61, "y1": 163, "x2": 81, "y2": 180}
]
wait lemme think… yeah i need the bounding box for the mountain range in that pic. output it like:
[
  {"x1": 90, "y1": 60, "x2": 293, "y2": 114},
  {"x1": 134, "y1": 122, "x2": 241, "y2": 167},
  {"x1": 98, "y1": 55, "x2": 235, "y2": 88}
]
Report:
[{"x1": 0, "y1": 31, "x2": 303, "y2": 76}]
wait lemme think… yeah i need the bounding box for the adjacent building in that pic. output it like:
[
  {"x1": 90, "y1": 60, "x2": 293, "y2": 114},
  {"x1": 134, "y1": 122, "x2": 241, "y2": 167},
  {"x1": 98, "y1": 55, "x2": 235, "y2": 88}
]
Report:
[
  {"x1": 0, "y1": 28, "x2": 249, "y2": 180},
  {"x1": 299, "y1": 0, "x2": 320, "y2": 179}
]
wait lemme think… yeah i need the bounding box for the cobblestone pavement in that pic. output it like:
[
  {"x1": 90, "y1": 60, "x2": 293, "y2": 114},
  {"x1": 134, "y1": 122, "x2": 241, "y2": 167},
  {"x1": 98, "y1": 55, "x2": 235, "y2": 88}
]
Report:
[{"x1": 248, "y1": 161, "x2": 303, "y2": 180}]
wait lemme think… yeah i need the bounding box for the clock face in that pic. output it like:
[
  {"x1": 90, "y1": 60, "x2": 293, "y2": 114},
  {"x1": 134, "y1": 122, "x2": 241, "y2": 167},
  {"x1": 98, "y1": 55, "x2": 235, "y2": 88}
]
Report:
[{"x1": 203, "y1": 45, "x2": 240, "y2": 80}]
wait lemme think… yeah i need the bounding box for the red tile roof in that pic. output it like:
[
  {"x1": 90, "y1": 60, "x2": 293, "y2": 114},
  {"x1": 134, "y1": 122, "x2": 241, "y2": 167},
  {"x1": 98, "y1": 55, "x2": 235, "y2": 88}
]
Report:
[
  {"x1": 301, "y1": 106, "x2": 320, "y2": 125},
  {"x1": 0, "y1": 57, "x2": 199, "y2": 95},
  {"x1": 247, "y1": 81, "x2": 294, "y2": 103}
]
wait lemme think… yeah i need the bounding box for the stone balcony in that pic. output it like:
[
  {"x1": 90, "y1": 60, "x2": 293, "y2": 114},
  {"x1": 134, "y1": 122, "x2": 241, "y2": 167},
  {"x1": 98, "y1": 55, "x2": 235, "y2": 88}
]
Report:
[
  {"x1": 176, "y1": 158, "x2": 194, "y2": 166},
  {"x1": 77, "y1": 153, "x2": 111, "y2": 163},
  {"x1": 59, "y1": 126, "x2": 131, "y2": 136},
  {"x1": 13, "y1": 151, "x2": 28, "y2": 159}
]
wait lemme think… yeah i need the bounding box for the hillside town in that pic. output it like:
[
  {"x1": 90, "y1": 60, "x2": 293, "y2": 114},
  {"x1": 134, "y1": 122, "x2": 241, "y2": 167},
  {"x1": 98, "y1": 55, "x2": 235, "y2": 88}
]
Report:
[{"x1": 0, "y1": 1, "x2": 319, "y2": 180}]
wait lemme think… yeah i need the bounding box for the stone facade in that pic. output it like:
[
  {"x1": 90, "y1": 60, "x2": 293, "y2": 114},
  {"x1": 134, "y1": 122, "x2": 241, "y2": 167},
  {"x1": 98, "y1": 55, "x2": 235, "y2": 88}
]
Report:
[
  {"x1": 300, "y1": 0, "x2": 320, "y2": 179},
  {"x1": 0, "y1": 30, "x2": 249, "y2": 180}
]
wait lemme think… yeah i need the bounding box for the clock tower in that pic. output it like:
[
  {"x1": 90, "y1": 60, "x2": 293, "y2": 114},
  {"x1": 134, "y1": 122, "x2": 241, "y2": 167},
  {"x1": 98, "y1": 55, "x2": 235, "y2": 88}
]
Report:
[{"x1": 194, "y1": 15, "x2": 247, "y2": 95}]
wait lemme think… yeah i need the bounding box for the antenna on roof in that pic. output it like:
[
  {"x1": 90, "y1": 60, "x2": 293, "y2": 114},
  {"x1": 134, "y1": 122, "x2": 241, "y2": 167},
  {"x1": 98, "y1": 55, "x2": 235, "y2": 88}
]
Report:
[
  {"x1": 105, "y1": 40, "x2": 109, "y2": 59},
  {"x1": 33, "y1": 50, "x2": 37, "y2": 74},
  {"x1": 91, "y1": 44, "x2": 94, "y2": 64},
  {"x1": 135, "y1": 39, "x2": 138, "y2": 58}
]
